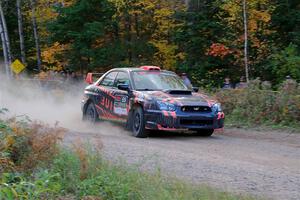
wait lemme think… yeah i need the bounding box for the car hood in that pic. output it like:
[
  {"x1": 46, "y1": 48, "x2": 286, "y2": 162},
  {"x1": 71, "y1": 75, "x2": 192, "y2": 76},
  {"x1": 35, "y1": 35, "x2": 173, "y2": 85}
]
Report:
[{"x1": 142, "y1": 90, "x2": 217, "y2": 107}]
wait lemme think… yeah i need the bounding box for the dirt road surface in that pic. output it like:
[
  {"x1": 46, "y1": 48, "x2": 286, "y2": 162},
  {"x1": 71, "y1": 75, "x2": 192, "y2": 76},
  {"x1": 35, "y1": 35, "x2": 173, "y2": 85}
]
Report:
[{"x1": 64, "y1": 127, "x2": 300, "y2": 200}]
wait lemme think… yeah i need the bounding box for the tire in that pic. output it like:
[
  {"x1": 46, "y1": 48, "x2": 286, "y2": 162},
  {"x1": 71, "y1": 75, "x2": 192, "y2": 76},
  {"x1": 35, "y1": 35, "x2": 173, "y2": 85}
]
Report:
[
  {"x1": 84, "y1": 103, "x2": 98, "y2": 123},
  {"x1": 132, "y1": 106, "x2": 148, "y2": 138},
  {"x1": 194, "y1": 129, "x2": 214, "y2": 137},
  {"x1": 125, "y1": 110, "x2": 133, "y2": 131}
]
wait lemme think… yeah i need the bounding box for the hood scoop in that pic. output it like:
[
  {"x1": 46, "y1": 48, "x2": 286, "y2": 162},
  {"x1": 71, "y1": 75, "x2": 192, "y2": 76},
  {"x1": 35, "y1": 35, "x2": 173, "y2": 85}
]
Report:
[{"x1": 163, "y1": 90, "x2": 192, "y2": 95}]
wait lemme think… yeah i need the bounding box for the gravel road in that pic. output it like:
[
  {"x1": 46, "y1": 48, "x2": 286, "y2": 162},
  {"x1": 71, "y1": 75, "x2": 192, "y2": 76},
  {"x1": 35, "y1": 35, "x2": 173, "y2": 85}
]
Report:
[{"x1": 63, "y1": 127, "x2": 300, "y2": 200}]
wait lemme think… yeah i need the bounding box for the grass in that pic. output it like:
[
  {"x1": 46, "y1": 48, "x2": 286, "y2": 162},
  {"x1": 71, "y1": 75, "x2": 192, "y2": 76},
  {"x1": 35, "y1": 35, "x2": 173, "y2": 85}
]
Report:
[
  {"x1": 225, "y1": 114, "x2": 300, "y2": 133},
  {"x1": 0, "y1": 148, "x2": 256, "y2": 200}
]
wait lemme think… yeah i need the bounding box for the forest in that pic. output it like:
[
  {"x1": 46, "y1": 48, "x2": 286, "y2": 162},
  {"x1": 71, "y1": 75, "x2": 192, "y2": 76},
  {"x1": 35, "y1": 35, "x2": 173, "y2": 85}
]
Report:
[
  {"x1": 0, "y1": 0, "x2": 299, "y2": 87},
  {"x1": 0, "y1": 1, "x2": 300, "y2": 199}
]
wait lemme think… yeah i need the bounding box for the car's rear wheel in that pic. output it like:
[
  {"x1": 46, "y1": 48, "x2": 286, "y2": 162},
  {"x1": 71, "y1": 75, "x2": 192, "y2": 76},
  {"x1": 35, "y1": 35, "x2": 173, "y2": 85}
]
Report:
[
  {"x1": 85, "y1": 103, "x2": 98, "y2": 123},
  {"x1": 194, "y1": 129, "x2": 214, "y2": 137},
  {"x1": 132, "y1": 106, "x2": 148, "y2": 138}
]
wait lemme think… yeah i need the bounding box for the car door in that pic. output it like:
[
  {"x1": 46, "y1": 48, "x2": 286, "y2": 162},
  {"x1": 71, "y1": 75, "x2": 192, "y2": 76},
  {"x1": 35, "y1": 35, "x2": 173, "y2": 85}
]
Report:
[
  {"x1": 96, "y1": 71, "x2": 118, "y2": 119},
  {"x1": 112, "y1": 71, "x2": 131, "y2": 120}
]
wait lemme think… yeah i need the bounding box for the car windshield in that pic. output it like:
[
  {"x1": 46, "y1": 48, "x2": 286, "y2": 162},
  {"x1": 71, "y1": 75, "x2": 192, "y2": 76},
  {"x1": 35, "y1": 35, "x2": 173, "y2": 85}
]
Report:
[{"x1": 132, "y1": 71, "x2": 189, "y2": 91}]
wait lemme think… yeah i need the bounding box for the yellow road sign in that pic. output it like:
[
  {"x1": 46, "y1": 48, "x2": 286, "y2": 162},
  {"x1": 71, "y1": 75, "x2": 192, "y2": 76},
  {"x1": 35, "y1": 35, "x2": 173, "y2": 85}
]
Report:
[{"x1": 11, "y1": 59, "x2": 26, "y2": 74}]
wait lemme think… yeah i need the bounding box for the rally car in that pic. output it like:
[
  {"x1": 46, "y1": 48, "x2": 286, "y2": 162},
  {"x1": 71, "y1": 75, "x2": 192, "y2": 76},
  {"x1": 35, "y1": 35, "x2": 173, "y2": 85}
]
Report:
[{"x1": 81, "y1": 66, "x2": 224, "y2": 138}]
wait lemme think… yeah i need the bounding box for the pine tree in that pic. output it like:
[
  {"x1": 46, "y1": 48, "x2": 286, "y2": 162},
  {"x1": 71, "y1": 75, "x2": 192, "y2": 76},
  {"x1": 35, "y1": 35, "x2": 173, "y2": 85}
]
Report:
[{"x1": 49, "y1": 0, "x2": 116, "y2": 72}]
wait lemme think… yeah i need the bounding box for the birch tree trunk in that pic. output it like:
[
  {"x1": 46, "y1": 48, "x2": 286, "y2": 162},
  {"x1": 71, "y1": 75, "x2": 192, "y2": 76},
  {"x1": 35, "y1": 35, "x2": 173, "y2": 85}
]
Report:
[
  {"x1": 243, "y1": 0, "x2": 249, "y2": 82},
  {"x1": 0, "y1": 1, "x2": 12, "y2": 77},
  {"x1": 17, "y1": 0, "x2": 26, "y2": 65},
  {"x1": 185, "y1": 0, "x2": 190, "y2": 8},
  {"x1": 30, "y1": 0, "x2": 42, "y2": 71},
  {"x1": 125, "y1": 12, "x2": 132, "y2": 62},
  {"x1": 0, "y1": 16, "x2": 9, "y2": 77}
]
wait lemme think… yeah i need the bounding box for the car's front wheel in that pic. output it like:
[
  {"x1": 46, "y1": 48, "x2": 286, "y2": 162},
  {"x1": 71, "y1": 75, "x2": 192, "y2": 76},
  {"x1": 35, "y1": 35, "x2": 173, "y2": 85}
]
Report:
[
  {"x1": 84, "y1": 103, "x2": 98, "y2": 123},
  {"x1": 194, "y1": 129, "x2": 214, "y2": 137},
  {"x1": 132, "y1": 106, "x2": 148, "y2": 138}
]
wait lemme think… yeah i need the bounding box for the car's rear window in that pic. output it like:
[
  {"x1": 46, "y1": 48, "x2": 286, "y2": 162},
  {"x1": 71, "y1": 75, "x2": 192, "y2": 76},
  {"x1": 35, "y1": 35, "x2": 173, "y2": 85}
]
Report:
[{"x1": 132, "y1": 71, "x2": 188, "y2": 91}]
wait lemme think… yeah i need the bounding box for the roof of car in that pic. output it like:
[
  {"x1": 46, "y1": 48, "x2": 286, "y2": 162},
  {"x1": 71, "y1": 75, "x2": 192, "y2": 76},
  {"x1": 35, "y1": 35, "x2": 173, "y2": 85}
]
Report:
[
  {"x1": 110, "y1": 67, "x2": 176, "y2": 74},
  {"x1": 110, "y1": 68, "x2": 140, "y2": 72}
]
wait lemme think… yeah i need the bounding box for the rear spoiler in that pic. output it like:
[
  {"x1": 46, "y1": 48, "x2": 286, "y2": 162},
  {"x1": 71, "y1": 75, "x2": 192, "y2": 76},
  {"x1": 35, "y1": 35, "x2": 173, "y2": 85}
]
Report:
[{"x1": 85, "y1": 73, "x2": 104, "y2": 84}]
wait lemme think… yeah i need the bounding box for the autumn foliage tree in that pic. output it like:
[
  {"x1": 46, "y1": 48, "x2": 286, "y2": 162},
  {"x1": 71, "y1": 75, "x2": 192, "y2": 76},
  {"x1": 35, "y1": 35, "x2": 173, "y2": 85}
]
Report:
[
  {"x1": 207, "y1": 43, "x2": 232, "y2": 59},
  {"x1": 1, "y1": 0, "x2": 299, "y2": 86}
]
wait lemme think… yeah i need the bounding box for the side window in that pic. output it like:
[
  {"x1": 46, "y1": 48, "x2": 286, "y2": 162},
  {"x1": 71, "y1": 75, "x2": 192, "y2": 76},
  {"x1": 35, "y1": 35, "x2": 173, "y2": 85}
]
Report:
[
  {"x1": 100, "y1": 72, "x2": 118, "y2": 87},
  {"x1": 114, "y1": 72, "x2": 130, "y2": 87}
]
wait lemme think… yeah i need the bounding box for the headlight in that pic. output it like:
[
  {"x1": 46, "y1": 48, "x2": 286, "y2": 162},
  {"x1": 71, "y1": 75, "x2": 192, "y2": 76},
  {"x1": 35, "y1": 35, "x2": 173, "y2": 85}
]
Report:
[
  {"x1": 157, "y1": 101, "x2": 176, "y2": 111},
  {"x1": 212, "y1": 103, "x2": 222, "y2": 113}
]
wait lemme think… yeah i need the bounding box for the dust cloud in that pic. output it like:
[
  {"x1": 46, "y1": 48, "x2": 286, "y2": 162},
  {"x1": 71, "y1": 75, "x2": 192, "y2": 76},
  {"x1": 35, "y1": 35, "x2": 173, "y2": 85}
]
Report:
[{"x1": 0, "y1": 73, "x2": 125, "y2": 136}]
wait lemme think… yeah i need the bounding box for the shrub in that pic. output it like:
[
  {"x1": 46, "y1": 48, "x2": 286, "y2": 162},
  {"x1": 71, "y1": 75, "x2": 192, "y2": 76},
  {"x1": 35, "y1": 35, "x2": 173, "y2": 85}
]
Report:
[
  {"x1": 0, "y1": 115, "x2": 65, "y2": 199},
  {"x1": 268, "y1": 44, "x2": 300, "y2": 84},
  {"x1": 0, "y1": 114, "x2": 65, "y2": 173},
  {"x1": 216, "y1": 79, "x2": 300, "y2": 129}
]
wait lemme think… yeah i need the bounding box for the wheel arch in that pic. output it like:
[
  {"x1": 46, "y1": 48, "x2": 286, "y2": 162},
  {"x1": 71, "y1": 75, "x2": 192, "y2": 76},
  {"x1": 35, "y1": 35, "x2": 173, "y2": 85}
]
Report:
[
  {"x1": 132, "y1": 102, "x2": 143, "y2": 110},
  {"x1": 126, "y1": 102, "x2": 144, "y2": 129},
  {"x1": 83, "y1": 99, "x2": 96, "y2": 115},
  {"x1": 129, "y1": 102, "x2": 144, "y2": 117}
]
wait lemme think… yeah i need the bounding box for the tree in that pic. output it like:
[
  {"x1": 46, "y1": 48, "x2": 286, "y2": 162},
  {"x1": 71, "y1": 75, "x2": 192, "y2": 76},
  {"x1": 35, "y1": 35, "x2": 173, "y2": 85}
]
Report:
[
  {"x1": 41, "y1": 42, "x2": 69, "y2": 71},
  {"x1": 0, "y1": 14, "x2": 9, "y2": 77},
  {"x1": 111, "y1": 0, "x2": 158, "y2": 66},
  {"x1": 220, "y1": 0, "x2": 274, "y2": 81},
  {"x1": 271, "y1": 0, "x2": 300, "y2": 50},
  {"x1": 149, "y1": 0, "x2": 185, "y2": 70},
  {"x1": 0, "y1": 0, "x2": 12, "y2": 77},
  {"x1": 174, "y1": 0, "x2": 228, "y2": 87},
  {"x1": 49, "y1": 0, "x2": 116, "y2": 72},
  {"x1": 267, "y1": 0, "x2": 300, "y2": 84},
  {"x1": 1, "y1": 0, "x2": 44, "y2": 72},
  {"x1": 269, "y1": 44, "x2": 300, "y2": 83},
  {"x1": 242, "y1": 0, "x2": 249, "y2": 82},
  {"x1": 16, "y1": 0, "x2": 26, "y2": 64},
  {"x1": 30, "y1": 0, "x2": 42, "y2": 71},
  {"x1": 109, "y1": 0, "x2": 184, "y2": 68}
]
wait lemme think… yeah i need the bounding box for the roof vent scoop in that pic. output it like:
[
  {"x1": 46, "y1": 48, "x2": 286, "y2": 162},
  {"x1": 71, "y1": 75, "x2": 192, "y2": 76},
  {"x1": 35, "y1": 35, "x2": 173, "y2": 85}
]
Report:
[{"x1": 140, "y1": 66, "x2": 161, "y2": 71}]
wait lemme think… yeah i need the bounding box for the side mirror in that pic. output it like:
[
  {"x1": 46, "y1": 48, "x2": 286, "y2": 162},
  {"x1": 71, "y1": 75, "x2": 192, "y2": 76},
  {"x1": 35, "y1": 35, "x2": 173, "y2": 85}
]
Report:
[
  {"x1": 85, "y1": 73, "x2": 93, "y2": 84},
  {"x1": 118, "y1": 84, "x2": 130, "y2": 91},
  {"x1": 193, "y1": 87, "x2": 199, "y2": 92}
]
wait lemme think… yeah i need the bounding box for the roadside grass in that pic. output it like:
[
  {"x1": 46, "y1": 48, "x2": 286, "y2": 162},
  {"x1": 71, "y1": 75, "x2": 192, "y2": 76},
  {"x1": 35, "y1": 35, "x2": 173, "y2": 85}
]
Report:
[
  {"x1": 225, "y1": 115, "x2": 300, "y2": 133},
  {"x1": 0, "y1": 113, "x2": 257, "y2": 200},
  {"x1": 1, "y1": 148, "x2": 256, "y2": 200}
]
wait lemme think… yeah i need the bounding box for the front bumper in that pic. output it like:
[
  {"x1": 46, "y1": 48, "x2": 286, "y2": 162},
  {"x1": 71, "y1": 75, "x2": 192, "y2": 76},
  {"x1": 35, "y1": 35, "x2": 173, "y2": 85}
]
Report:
[{"x1": 144, "y1": 109, "x2": 224, "y2": 131}]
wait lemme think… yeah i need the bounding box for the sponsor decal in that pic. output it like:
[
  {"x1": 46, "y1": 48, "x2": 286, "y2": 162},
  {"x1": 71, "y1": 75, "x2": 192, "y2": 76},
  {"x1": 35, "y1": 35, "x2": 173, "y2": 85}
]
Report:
[
  {"x1": 100, "y1": 96, "x2": 114, "y2": 111},
  {"x1": 114, "y1": 95, "x2": 128, "y2": 115}
]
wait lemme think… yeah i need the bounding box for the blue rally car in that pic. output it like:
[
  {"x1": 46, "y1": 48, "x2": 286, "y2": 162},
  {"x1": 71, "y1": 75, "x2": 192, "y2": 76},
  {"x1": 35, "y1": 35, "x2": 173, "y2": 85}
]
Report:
[{"x1": 81, "y1": 66, "x2": 224, "y2": 138}]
